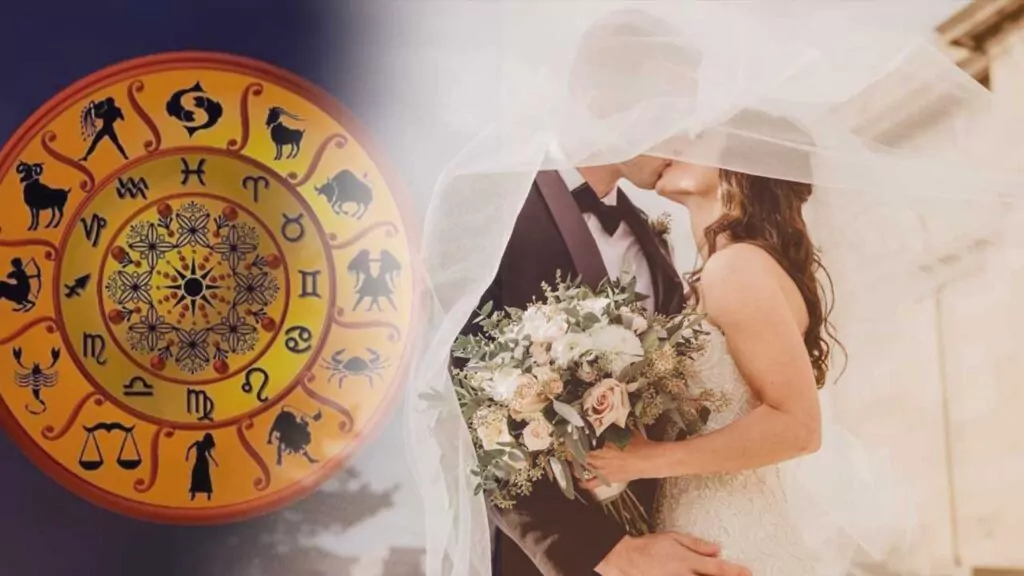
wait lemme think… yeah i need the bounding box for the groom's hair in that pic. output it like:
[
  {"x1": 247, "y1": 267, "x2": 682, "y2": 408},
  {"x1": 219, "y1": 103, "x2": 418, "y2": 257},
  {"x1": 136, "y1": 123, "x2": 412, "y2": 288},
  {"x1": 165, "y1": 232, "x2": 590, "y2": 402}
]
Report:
[{"x1": 567, "y1": 9, "x2": 701, "y2": 118}]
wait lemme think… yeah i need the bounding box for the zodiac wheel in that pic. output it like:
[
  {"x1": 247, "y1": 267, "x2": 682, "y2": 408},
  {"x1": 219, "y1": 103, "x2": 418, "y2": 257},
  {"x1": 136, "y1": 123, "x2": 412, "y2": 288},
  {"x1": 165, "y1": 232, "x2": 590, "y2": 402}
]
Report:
[{"x1": 0, "y1": 52, "x2": 415, "y2": 523}]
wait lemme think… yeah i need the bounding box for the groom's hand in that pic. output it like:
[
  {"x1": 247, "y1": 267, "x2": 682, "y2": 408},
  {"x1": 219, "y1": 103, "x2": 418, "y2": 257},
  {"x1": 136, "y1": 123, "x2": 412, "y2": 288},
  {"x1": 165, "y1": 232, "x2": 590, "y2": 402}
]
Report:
[{"x1": 595, "y1": 532, "x2": 751, "y2": 576}]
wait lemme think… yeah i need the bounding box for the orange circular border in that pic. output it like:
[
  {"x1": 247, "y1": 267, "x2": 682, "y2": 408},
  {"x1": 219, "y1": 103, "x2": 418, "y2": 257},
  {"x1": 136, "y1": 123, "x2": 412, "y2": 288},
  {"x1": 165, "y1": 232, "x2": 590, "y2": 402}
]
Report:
[{"x1": 0, "y1": 51, "x2": 421, "y2": 525}]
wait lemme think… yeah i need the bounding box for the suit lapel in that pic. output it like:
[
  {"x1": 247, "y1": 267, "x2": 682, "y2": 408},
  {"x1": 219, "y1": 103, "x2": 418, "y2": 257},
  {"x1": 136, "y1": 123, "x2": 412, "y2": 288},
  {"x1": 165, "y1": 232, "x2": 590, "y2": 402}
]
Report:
[
  {"x1": 617, "y1": 192, "x2": 686, "y2": 315},
  {"x1": 535, "y1": 171, "x2": 608, "y2": 289}
]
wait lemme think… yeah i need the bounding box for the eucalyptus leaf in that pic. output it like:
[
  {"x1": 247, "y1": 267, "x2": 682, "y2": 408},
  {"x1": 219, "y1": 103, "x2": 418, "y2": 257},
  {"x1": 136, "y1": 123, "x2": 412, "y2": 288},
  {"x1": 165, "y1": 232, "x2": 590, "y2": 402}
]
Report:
[
  {"x1": 549, "y1": 457, "x2": 575, "y2": 500},
  {"x1": 617, "y1": 357, "x2": 649, "y2": 382},
  {"x1": 565, "y1": 432, "x2": 589, "y2": 464},
  {"x1": 506, "y1": 449, "x2": 527, "y2": 465},
  {"x1": 552, "y1": 400, "x2": 586, "y2": 428}
]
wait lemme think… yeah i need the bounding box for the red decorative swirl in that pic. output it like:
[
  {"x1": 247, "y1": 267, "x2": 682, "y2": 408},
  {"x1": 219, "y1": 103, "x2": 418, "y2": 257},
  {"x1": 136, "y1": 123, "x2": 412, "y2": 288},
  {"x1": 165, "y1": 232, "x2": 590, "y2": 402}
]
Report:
[
  {"x1": 226, "y1": 82, "x2": 264, "y2": 153},
  {"x1": 133, "y1": 427, "x2": 175, "y2": 493},
  {"x1": 0, "y1": 239, "x2": 57, "y2": 260},
  {"x1": 328, "y1": 221, "x2": 399, "y2": 250},
  {"x1": 127, "y1": 80, "x2": 162, "y2": 153},
  {"x1": 0, "y1": 317, "x2": 56, "y2": 346},
  {"x1": 332, "y1": 307, "x2": 401, "y2": 343},
  {"x1": 286, "y1": 133, "x2": 349, "y2": 186},
  {"x1": 237, "y1": 419, "x2": 271, "y2": 492},
  {"x1": 40, "y1": 131, "x2": 95, "y2": 193},
  {"x1": 41, "y1": 392, "x2": 104, "y2": 441},
  {"x1": 300, "y1": 373, "x2": 355, "y2": 433}
]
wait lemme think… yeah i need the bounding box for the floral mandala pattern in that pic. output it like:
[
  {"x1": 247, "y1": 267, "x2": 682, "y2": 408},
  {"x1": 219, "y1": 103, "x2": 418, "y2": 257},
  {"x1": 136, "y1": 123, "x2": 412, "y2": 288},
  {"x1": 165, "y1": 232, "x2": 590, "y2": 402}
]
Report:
[{"x1": 103, "y1": 199, "x2": 285, "y2": 376}]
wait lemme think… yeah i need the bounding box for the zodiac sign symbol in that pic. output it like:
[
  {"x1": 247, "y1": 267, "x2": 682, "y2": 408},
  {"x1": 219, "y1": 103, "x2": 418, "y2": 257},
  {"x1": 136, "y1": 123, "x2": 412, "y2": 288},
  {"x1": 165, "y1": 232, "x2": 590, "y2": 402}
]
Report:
[
  {"x1": 241, "y1": 367, "x2": 270, "y2": 403},
  {"x1": 12, "y1": 347, "x2": 60, "y2": 415},
  {"x1": 284, "y1": 326, "x2": 313, "y2": 354},
  {"x1": 321, "y1": 348, "x2": 388, "y2": 388},
  {"x1": 187, "y1": 388, "x2": 216, "y2": 422},
  {"x1": 242, "y1": 175, "x2": 270, "y2": 203},
  {"x1": 186, "y1": 433, "x2": 219, "y2": 501},
  {"x1": 180, "y1": 158, "x2": 207, "y2": 186},
  {"x1": 80, "y1": 213, "x2": 108, "y2": 247},
  {"x1": 265, "y1": 106, "x2": 305, "y2": 160},
  {"x1": 78, "y1": 422, "x2": 141, "y2": 471},
  {"x1": 16, "y1": 160, "x2": 70, "y2": 231},
  {"x1": 281, "y1": 213, "x2": 305, "y2": 243},
  {"x1": 299, "y1": 270, "x2": 322, "y2": 299},
  {"x1": 122, "y1": 376, "x2": 154, "y2": 398},
  {"x1": 347, "y1": 249, "x2": 402, "y2": 311},
  {"x1": 267, "y1": 406, "x2": 321, "y2": 466},
  {"x1": 81, "y1": 333, "x2": 108, "y2": 366},
  {"x1": 165, "y1": 82, "x2": 223, "y2": 137},
  {"x1": 0, "y1": 257, "x2": 42, "y2": 312},
  {"x1": 63, "y1": 274, "x2": 90, "y2": 299},
  {"x1": 314, "y1": 170, "x2": 373, "y2": 219},
  {"x1": 115, "y1": 176, "x2": 149, "y2": 200},
  {"x1": 78, "y1": 96, "x2": 128, "y2": 162}
]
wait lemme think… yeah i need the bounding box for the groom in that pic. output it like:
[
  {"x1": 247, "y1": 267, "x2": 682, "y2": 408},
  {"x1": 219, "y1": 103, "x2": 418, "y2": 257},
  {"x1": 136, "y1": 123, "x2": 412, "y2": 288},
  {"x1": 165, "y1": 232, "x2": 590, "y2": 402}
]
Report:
[
  {"x1": 456, "y1": 10, "x2": 752, "y2": 576},
  {"x1": 465, "y1": 159, "x2": 751, "y2": 576}
]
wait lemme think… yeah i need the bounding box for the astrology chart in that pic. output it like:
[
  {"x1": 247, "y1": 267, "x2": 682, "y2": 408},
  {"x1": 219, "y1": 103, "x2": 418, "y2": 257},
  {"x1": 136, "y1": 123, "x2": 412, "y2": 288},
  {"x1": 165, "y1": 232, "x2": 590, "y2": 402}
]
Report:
[{"x1": 0, "y1": 52, "x2": 414, "y2": 523}]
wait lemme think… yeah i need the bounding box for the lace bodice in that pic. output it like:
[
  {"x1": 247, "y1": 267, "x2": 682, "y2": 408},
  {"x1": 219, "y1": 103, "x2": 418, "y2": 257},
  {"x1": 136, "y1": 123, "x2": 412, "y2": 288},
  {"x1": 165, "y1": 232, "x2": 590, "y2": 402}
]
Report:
[{"x1": 653, "y1": 323, "x2": 822, "y2": 575}]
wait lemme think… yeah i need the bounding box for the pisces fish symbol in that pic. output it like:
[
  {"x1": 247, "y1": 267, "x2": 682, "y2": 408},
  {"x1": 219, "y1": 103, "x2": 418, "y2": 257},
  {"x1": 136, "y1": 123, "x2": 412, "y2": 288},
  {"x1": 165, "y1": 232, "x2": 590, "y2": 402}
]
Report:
[{"x1": 165, "y1": 81, "x2": 224, "y2": 137}]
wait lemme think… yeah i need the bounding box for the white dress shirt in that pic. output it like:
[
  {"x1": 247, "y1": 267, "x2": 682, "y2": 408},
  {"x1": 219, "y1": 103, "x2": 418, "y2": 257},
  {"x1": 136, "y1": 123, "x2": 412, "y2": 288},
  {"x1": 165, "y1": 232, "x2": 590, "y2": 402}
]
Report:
[{"x1": 557, "y1": 169, "x2": 655, "y2": 314}]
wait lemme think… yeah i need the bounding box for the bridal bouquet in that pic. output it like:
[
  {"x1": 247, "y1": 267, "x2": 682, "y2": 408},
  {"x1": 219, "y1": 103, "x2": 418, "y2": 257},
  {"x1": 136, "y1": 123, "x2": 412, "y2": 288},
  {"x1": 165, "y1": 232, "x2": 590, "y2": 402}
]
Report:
[{"x1": 451, "y1": 274, "x2": 710, "y2": 535}]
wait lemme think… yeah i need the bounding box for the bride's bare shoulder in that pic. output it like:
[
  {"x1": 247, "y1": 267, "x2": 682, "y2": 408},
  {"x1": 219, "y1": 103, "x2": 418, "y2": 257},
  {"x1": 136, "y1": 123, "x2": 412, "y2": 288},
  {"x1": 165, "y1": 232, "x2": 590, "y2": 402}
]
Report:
[{"x1": 699, "y1": 244, "x2": 785, "y2": 319}]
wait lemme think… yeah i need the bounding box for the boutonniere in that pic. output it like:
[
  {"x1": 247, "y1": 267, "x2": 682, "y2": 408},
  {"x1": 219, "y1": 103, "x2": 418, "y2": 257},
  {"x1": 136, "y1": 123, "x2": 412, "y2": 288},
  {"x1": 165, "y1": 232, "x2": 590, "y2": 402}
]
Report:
[{"x1": 648, "y1": 212, "x2": 672, "y2": 244}]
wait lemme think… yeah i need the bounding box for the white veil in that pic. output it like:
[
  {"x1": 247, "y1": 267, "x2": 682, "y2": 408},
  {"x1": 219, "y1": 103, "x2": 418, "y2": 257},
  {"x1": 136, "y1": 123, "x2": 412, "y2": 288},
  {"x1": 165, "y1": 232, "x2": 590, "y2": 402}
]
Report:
[{"x1": 400, "y1": 2, "x2": 1024, "y2": 574}]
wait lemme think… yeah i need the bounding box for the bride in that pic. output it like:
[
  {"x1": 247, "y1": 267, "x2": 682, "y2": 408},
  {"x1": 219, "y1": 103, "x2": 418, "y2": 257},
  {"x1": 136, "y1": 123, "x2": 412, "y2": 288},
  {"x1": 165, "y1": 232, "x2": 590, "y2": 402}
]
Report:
[{"x1": 584, "y1": 121, "x2": 837, "y2": 574}]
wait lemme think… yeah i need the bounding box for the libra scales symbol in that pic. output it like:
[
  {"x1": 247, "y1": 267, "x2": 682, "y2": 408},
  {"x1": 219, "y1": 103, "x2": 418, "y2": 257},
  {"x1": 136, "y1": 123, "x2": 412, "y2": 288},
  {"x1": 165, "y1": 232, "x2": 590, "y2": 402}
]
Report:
[{"x1": 78, "y1": 422, "x2": 142, "y2": 471}]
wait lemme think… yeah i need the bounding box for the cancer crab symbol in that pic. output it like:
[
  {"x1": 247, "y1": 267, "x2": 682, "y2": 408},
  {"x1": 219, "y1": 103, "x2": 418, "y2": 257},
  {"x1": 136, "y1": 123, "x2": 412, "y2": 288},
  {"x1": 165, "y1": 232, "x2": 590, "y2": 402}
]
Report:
[{"x1": 320, "y1": 348, "x2": 388, "y2": 388}]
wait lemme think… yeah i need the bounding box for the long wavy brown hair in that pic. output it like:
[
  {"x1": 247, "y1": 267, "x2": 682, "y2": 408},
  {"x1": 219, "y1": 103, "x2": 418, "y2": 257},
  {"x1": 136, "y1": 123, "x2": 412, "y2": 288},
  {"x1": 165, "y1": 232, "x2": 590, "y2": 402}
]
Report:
[{"x1": 687, "y1": 168, "x2": 842, "y2": 389}]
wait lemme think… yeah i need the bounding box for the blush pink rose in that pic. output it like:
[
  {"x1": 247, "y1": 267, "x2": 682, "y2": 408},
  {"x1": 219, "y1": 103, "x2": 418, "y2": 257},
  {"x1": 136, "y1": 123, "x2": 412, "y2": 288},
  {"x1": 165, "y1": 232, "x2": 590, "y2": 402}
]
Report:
[{"x1": 581, "y1": 378, "x2": 631, "y2": 435}]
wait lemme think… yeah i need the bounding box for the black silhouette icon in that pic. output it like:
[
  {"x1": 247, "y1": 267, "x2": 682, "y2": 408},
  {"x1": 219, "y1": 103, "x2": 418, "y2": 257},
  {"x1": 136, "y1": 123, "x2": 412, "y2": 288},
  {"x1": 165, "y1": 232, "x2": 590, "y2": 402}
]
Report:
[
  {"x1": 264, "y1": 107, "x2": 305, "y2": 160},
  {"x1": 314, "y1": 170, "x2": 374, "y2": 219},
  {"x1": 186, "y1": 433, "x2": 219, "y2": 501},
  {"x1": 78, "y1": 421, "x2": 142, "y2": 471},
  {"x1": 12, "y1": 347, "x2": 60, "y2": 415},
  {"x1": 0, "y1": 257, "x2": 41, "y2": 312},
  {"x1": 78, "y1": 96, "x2": 129, "y2": 162},
  {"x1": 321, "y1": 348, "x2": 388, "y2": 388},
  {"x1": 16, "y1": 161, "x2": 70, "y2": 231},
  {"x1": 347, "y1": 249, "x2": 402, "y2": 311},
  {"x1": 166, "y1": 82, "x2": 223, "y2": 137},
  {"x1": 267, "y1": 406, "x2": 321, "y2": 466},
  {"x1": 63, "y1": 274, "x2": 90, "y2": 298}
]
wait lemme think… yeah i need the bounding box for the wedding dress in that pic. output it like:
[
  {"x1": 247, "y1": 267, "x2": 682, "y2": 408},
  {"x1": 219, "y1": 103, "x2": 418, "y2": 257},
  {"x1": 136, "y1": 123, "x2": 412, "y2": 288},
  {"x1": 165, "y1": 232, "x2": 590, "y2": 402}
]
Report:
[{"x1": 653, "y1": 322, "x2": 824, "y2": 575}]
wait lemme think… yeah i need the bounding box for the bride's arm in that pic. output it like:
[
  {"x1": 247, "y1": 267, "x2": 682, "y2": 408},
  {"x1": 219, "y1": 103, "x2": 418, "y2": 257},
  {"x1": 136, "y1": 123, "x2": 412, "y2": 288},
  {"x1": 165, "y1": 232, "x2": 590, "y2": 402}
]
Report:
[{"x1": 587, "y1": 245, "x2": 821, "y2": 481}]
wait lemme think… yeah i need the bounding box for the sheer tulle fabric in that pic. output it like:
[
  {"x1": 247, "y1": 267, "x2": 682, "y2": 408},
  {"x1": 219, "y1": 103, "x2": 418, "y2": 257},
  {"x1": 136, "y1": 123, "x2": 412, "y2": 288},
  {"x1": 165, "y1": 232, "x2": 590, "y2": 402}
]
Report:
[{"x1": 398, "y1": 2, "x2": 1024, "y2": 574}]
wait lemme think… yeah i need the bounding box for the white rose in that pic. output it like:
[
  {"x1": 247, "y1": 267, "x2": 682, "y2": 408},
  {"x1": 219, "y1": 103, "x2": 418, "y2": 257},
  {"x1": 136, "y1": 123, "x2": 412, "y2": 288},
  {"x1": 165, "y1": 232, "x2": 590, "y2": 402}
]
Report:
[
  {"x1": 476, "y1": 416, "x2": 514, "y2": 451},
  {"x1": 582, "y1": 378, "x2": 632, "y2": 435},
  {"x1": 588, "y1": 324, "x2": 644, "y2": 356},
  {"x1": 520, "y1": 307, "x2": 569, "y2": 343},
  {"x1": 549, "y1": 332, "x2": 594, "y2": 367},
  {"x1": 533, "y1": 366, "x2": 564, "y2": 396},
  {"x1": 618, "y1": 307, "x2": 649, "y2": 334},
  {"x1": 510, "y1": 374, "x2": 550, "y2": 420},
  {"x1": 484, "y1": 367, "x2": 523, "y2": 402},
  {"x1": 522, "y1": 418, "x2": 554, "y2": 452},
  {"x1": 588, "y1": 324, "x2": 644, "y2": 374}
]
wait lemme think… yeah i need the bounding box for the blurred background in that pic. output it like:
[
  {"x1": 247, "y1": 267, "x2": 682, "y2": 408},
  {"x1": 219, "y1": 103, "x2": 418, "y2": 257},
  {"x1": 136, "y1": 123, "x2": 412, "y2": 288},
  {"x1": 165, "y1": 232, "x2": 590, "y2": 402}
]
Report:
[{"x1": 4, "y1": 1, "x2": 1024, "y2": 575}]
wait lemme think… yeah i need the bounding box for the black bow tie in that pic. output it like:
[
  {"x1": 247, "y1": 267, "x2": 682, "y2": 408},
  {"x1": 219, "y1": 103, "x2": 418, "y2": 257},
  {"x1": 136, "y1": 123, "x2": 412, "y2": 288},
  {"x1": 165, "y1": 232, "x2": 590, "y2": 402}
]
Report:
[{"x1": 572, "y1": 184, "x2": 622, "y2": 236}]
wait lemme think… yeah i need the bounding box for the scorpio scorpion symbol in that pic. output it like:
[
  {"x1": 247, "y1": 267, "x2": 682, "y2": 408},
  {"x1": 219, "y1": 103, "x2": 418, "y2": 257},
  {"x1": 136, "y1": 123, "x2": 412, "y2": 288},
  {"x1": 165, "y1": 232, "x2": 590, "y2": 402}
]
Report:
[{"x1": 13, "y1": 347, "x2": 60, "y2": 415}]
